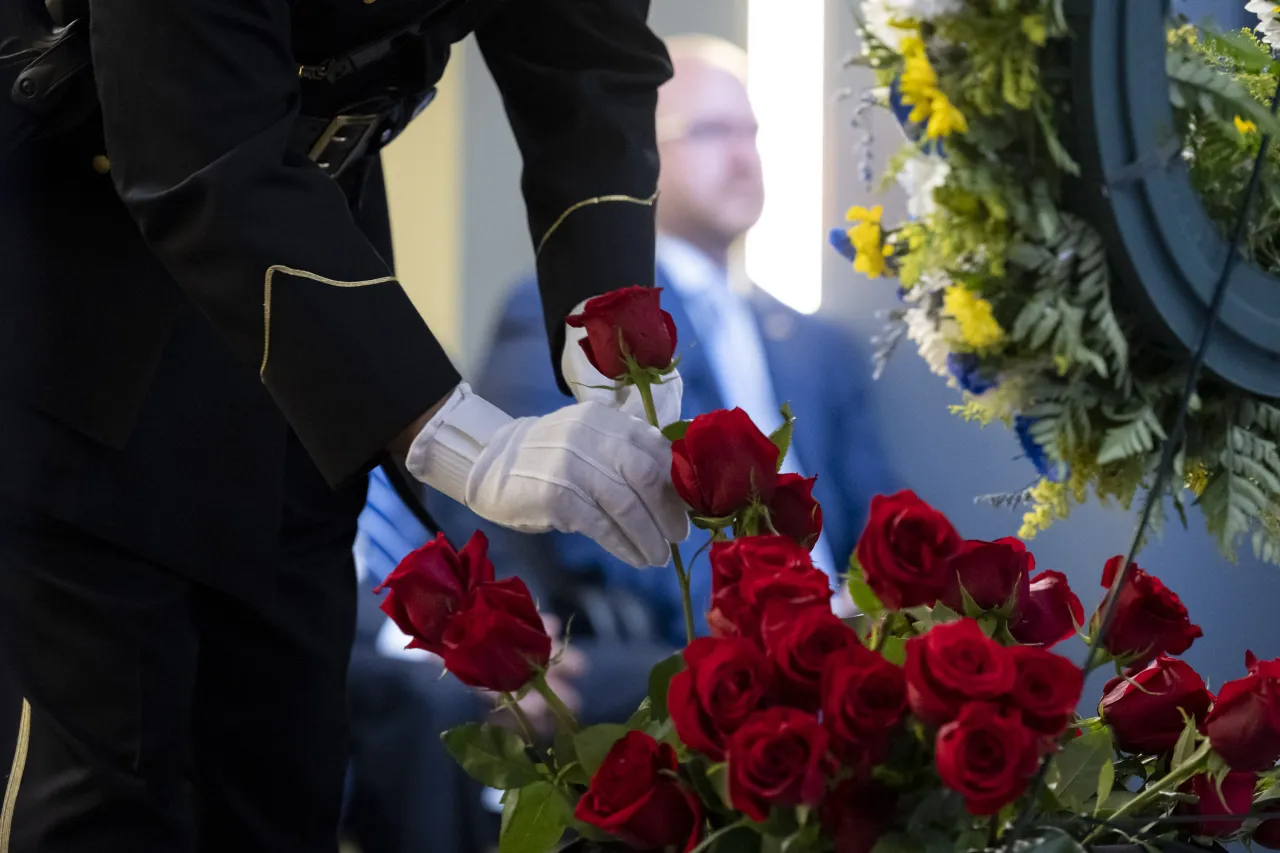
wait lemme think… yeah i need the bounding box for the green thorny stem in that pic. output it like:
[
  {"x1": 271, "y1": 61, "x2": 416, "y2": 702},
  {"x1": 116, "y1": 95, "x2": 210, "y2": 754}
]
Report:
[
  {"x1": 532, "y1": 672, "x2": 580, "y2": 734},
  {"x1": 1081, "y1": 740, "x2": 1213, "y2": 844},
  {"x1": 634, "y1": 378, "x2": 697, "y2": 645}
]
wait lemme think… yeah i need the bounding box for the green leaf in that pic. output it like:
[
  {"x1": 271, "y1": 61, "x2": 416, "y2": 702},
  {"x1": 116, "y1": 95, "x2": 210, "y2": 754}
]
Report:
[
  {"x1": 625, "y1": 697, "x2": 652, "y2": 731},
  {"x1": 662, "y1": 420, "x2": 692, "y2": 442},
  {"x1": 573, "y1": 724, "x2": 630, "y2": 778},
  {"x1": 769, "y1": 403, "x2": 795, "y2": 471},
  {"x1": 691, "y1": 513, "x2": 738, "y2": 531},
  {"x1": 499, "y1": 782, "x2": 569, "y2": 853},
  {"x1": 552, "y1": 729, "x2": 589, "y2": 786},
  {"x1": 1020, "y1": 827, "x2": 1088, "y2": 853},
  {"x1": 1094, "y1": 759, "x2": 1115, "y2": 816},
  {"x1": 699, "y1": 824, "x2": 761, "y2": 853},
  {"x1": 929, "y1": 602, "x2": 962, "y2": 624},
  {"x1": 648, "y1": 652, "x2": 685, "y2": 725},
  {"x1": 881, "y1": 636, "x2": 907, "y2": 666},
  {"x1": 1050, "y1": 727, "x2": 1113, "y2": 811},
  {"x1": 442, "y1": 723, "x2": 541, "y2": 790},
  {"x1": 1171, "y1": 713, "x2": 1200, "y2": 770},
  {"x1": 687, "y1": 758, "x2": 730, "y2": 814},
  {"x1": 848, "y1": 576, "x2": 884, "y2": 616},
  {"x1": 871, "y1": 832, "x2": 926, "y2": 853}
]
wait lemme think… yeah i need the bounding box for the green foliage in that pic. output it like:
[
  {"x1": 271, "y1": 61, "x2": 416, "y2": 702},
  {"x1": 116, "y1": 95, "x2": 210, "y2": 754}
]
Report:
[
  {"x1": 1049, "y1": 728, "x2": 1113, "y2": 812},
  {"x1": 647, "y1": 652, "x2": 684, "y2": 725},
  {"x1": 1167, "y1": 42, "x2": 1280, "y2": 137},
  {"x1": 442, "y1": 723, "x2": 542, "y2": 790},
  {"x1": 572, "y1": 724, "x2": 630, "y2": 778},
  {"x1": 769, "y1": 403, "x2": 795, "y2": 471},
  {"x1": 499, "y1": 783, "x2": 569, "y2": 853}
]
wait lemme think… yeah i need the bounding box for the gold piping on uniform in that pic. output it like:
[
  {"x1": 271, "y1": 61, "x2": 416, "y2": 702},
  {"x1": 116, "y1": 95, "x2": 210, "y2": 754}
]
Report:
[
  {"x1": 260, "y1": 265, "x2": 396, "y2": 378},
  {"x1": 535, "y1": 190, "x2": 659, "y2": 258},
  {"x1": 0, "y1": 699, "x2": 31, "y2": 853}
]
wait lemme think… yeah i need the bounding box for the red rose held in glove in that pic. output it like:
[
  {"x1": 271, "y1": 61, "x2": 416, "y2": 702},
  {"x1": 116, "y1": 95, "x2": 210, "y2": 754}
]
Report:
[
  {"x1": 821, "y1": 779, "x2": 898, "y2": 853},
  {"x1": 707, "y1": 536, "x2": 831, "y2": 641},
  {"x1": 1007, "y1": 645, "x2": 1084, "y2": 740},
  {"x1": 565, "y1": 286, "x2": 677, "y2": 379},
  {"x1": 671, "y1": 408, "x2": 779, "y2": 518},
  {"x1": 821, "y1": 645, "x2": 907, "y2": 766},
  {"x1": 1099, "y1": 656, "x2": 1213, "y2": 755},
  {"x1": 940, "y1": 537, "x2": 1032, "y2": 615},
  {"x1": 575, "y1": 731, "x2": 703, "y2": 853},
  {"x1": 904, "y1": 618, "x2": 1015, "y2": 727},
  {"x1": 769, "y1": 473, "x2": 824, "y2": 550},
  {"x1": 437, "y1": 579, "x2": 552, "y2": 692},
  {"x1": 761, "y1": 605, "x2": 862, "y2": 712},
  {"x1": 1205, "y1": 652, "x2": 1280, "y2": 770},
  {"x1": 373, "y1": 531, "x2": 495, "y2": 652},
  {"x1": 1093, "y1": 556, "x2": 1202, "y2": 665},
  {"x1": 727, "y1": 707, "x2": 829, "y2": 822},
  {"x1": 1009, "y1": 570, "x2": 1084, "y2": 648},
  {"x1": 1179, "y1": 771, "x2": 1256, "y2": 838},
  {"x1": 935, "y1": 702, "x2": 1040, "y2": 816},
  {"x1": 668, "y1": 637, "x2": 773, "y2": 762},
  {"x1": 855, "y1": 490, "x2": 961, "y2": 610}
]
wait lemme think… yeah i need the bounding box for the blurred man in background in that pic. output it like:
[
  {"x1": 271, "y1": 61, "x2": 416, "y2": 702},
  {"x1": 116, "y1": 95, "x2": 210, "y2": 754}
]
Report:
[{"x1": 342, "y1": 32, "x2": 897, "y2": 853}]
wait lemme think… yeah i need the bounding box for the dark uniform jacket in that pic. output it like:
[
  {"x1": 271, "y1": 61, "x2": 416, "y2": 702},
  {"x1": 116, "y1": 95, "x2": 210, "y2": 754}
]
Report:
[{"x1": 0, "y1": 0, "x2": 671, "y2": 590}]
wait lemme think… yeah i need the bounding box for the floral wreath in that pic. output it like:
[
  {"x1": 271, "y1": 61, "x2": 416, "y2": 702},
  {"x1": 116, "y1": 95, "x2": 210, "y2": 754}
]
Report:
[{"x1": 832, "y1": 0, "x2": 1280, "y2": 563}]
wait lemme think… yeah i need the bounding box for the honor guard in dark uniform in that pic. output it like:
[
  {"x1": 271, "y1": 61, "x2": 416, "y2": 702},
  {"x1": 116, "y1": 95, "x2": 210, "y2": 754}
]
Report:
[{"x1": 0, "y1": 0, "x2": 690, "y2": 849}]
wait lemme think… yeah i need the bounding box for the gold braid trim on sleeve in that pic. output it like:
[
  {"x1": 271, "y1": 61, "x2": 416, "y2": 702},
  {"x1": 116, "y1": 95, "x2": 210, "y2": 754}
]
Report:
[
  {"x1": 0, "y1": 699, "x2": 31, "y2": 853},
  {"x1": 260, "y1": 264, "x2": 396, "y2": 379},
  {"x1": 534, "y1": 190, "x2": 659, "y2": 258}
]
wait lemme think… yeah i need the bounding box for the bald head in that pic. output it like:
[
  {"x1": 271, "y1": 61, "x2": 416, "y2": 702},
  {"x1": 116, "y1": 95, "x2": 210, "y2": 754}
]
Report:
[{"x1": 656, "y1": 35, "x2": 764, "y2": 263}]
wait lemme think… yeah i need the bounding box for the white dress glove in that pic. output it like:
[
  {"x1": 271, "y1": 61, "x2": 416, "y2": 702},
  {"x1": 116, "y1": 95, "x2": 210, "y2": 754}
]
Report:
[
  {"x1": 561, "y1": 300, "x2": 684, "y2": 428},
  {"x1": 406, "y1": 384, "x2": 690, "y2": 568}
]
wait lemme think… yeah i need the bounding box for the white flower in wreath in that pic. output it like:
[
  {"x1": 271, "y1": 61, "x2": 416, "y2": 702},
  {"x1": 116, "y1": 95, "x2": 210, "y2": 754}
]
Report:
[
  {"x1": 904, "y1": 304, "x2": 957, "y2": 379},
  {"x1": 861, "y1": 0, "x2": 963, "y2": 52},
  {"x1": 897, "y1": 155, "x2": 950, "y2": 219},
  {"x1": 883, "y1": 0, "x2": 964, "y2": 19},
  {"x1": 1247, "y1": 0, "x2": 1280, "y2": 50}
]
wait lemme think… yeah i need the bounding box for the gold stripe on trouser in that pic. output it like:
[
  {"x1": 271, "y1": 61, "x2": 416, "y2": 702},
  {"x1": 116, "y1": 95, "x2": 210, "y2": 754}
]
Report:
[{"x1": 0, "y1": 699, "x2": 31, "y2": 853}]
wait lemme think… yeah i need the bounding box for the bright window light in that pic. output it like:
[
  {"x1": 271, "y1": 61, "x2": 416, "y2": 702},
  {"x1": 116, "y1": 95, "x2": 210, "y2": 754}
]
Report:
[{"x1": 744, "y1": 0, "x2": 826, "y2": 315}]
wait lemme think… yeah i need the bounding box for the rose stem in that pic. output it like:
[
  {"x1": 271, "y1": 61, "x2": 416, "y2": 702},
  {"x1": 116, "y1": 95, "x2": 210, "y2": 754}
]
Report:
[
  {"x1": 634, "y1": 376, "x2": 697, "y2": 645},
  {"x1": 501, "y1": 692, "x2": 541, "y2": 750},
  {"x1": 1082, "y1": 740, "x2": 1211, "y2": 844},
  {"x1": 533, "y1": 672, "x2": 580, "y2": 734}
]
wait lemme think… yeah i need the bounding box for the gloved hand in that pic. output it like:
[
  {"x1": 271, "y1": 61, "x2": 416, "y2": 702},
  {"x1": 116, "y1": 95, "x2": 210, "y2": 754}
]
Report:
[
  {"x1": 406, "y1": 384, "x2": 689, "y2": 568},
  {"x1": 561, "y1": 300, "x2": 683, "y2": 428}
]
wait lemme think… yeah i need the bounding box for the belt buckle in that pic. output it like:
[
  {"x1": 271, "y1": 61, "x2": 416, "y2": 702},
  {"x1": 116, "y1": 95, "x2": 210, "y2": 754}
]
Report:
[{"x1": 307, "y1": 113, "x2": 381, "y2": 178}]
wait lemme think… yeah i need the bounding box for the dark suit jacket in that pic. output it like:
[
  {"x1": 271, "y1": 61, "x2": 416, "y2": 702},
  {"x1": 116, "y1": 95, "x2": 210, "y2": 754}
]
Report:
[
  {"x1": 0, "y1": 0, "x2": 670, "y2": 588},
  {"x1": 425, "y1": 266, "x2": 897, "y2": 644}
]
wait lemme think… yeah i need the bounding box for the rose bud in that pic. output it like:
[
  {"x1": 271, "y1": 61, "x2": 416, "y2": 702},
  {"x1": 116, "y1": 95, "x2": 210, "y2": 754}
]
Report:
[
  {"x1": 727, "y1": 707, "x2": 829, "y2": 822},
  {"x1": 668, "y1": 637, "x2": 773, "y2": 762},
  {"x1": 769, "y1": 473, "x2": 824, "y2": 550},
  {"x1": 1009, "y1": 570, "x2": 1084, "y2": 648},
  {"x1": 1179, "y1": 771, "x2": 1256, "y2": 838},
  {"x1": 565, "y1": 286, "x2": 677, "y2": 379},
  {"x1": 940, "y1": 537, "x2": 1033, "y2": 615},
  {"x1": 706, "y1": 536, "x2": 831, "y2": 642},
  {"x1": 1092, "y1": 556, "x2": 1202, "y2": 666},
  {"x1": 855, "y1": 490, "x2": 962, "y2": 610},
  {"x1": 935, "y1": 702, "x2": 1040, "y2": 816},
  {"x1": 671, "y1": 408, "x2": 779, "y2": 518},
  {"x1": 373, "y1": 531, "x2": 495, "y2": 653},
  {"x1": 1099, "y1": 656, "x2": 1213, "y2": 755},
  {"x1": 821, "y1": 645, "x2": 907, "y2": 766},
  {"x1": 575, "y1": 731, "x2": 703, "y2": 852},
  {"x1": 761, "y1": 605, "x2": 862, "y2": 712},
  {"x1": 904, "y1": 618, "x2": 1016, "y2": 727},
  {"x1": 1007, "y1": 646, "x2": 1084, "y2": 741},
  {"x1": 821, "y1": 779, "x2": 898, "y2": 853},
  {"x1": 437, "y1": 579, "x2": 552, "y2": 693},
  {"x1": 1205, "y1": 651, "x2": 1280, "y2": 771}
]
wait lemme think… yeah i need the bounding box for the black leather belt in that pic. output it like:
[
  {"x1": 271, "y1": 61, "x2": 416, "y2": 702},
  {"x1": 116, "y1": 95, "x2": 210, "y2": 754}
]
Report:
[{"x1": 292, "y1": 87, "x2": 436, "y2": 179}]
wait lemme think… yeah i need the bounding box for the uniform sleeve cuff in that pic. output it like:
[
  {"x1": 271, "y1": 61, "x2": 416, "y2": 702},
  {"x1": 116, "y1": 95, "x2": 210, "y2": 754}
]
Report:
[{"x1": 405, "y1": 383, "x2": 513, "y2": 505}]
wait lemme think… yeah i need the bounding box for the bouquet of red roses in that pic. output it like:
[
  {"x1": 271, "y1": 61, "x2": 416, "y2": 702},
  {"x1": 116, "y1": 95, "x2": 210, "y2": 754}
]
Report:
[{"x1": 376, "y1": 288, "x2": 1280, "y2": 853}]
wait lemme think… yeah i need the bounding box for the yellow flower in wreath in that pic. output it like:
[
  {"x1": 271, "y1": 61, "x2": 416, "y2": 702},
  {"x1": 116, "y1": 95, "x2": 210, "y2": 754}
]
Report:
[
  {"x1": 943, "y1": 285, "x2": 1005, "y2": 349},
  {"x1": 845, "y1": 205, "x2": 891, "y2": 279},
  {"x1": 896, "y1": 35, "x2": 967, "y2": 139},
  {"x1": 1234, "y1": 115, "x2": 1258, "y2": 136},
  {"x1": 926, "y1": 95, "x2": 969, "y2": 139}
]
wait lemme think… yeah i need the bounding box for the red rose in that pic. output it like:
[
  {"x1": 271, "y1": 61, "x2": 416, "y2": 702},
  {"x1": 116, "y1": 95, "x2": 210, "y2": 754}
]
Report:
[
  {"x1": 1253, "y1": 810, "x2": 1280, "y2": 849},
  {"x1": 671, "y1": 408, "x2": 779, "y2": 518},
  {"x1": 668, "y1": 637, "x2": 773, "y2": 762},
  {"x1": 821, "y1": 645, "x2": 907, "y2": 765},
  {"x1": 1179, "y1": 771, "x2": 1256, "y2": 837},
  {"x1": 727, "y1": 707, "x2": 829, "y2": 821},
  {"x1": 373, "y1": 531, "x2": 494, "y2": 653},
  {"x1": 855, "y1": 490, "x2": 962, "y2": 610},
  {"x1": 575, "y1": 731, "x2": 703, "y2": 852},
  {"x1": 904, "y1": 618, "x2": 1015, "y2": 727},
  {"x1": 935, "y1": 703, "x2": 1040, "y2": 816},
  {"x1": 821, "y1": 779, "x2": 898, "y2": 853},
  {"x1": 1007, "y1": 646, "x2": 1084, "y2": 740},
  {"x1": 940, "y1": 537, "x2": 1032, "y2": 615},
  {"x1": 707, "y1": 536, "x2": 832, "y2": 642},
  {"x1": 437, "y1": 579, "x2": 551, "y2": 693},
  {"x1": 1009, "y1": 570, "x2": 1084, "y2": 648},
  {"x1": 565, "y1": 286, "x2": 677, "y2": 379},
  {"x1": 761, "y1": 605, "x2": 861, "y2": 712},
  {"x1": 1093, "y1": 556, "x2": 1202, "y2": 665},
  {"x1": 1099, "y1": 656, "x2": 1213, "y2": 754},
  {"x1": 769, "y1": 473, "x2": 824, "y2": 550},
  {"x1": 1205, "y1": 652, "x2": 1280, "y2": 771}
]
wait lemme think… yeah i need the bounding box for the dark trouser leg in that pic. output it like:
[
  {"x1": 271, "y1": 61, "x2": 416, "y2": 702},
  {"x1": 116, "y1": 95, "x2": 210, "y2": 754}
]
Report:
[{"x1": 0, "y1": 509, "x2": 200, "y2": 853}]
